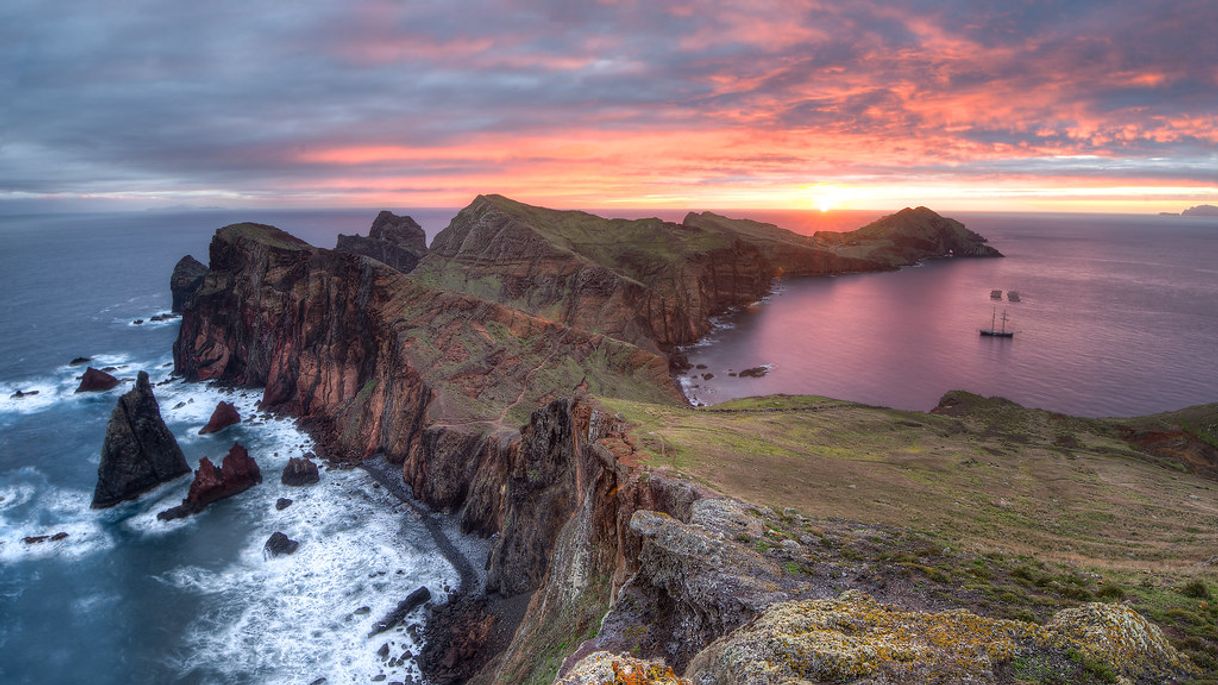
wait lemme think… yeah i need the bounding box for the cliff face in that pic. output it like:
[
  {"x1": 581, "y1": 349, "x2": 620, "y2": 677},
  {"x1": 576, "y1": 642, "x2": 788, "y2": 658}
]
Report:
[
  {"x1": 335, "y1": 210, "x2": 428, "y2": 273},
  {"x1": 681, "y1": 211, "x2": 883, "y2": 277},
  {"x1": 413, "y1": 195, "x2": 775, "y2": 351}
]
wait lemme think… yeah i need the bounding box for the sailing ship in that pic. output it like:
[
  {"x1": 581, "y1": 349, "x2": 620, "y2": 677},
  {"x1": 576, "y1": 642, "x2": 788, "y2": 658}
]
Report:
[
  {"x1": 990, "y1": 289, "x2": 1003, "y2": 300},
  {"x1": 980, "y1": 308, "x2": 1014, "y2": 338},
  {"x1": 1007, "y1": 291, "x2": 1021, "y2": 302}
]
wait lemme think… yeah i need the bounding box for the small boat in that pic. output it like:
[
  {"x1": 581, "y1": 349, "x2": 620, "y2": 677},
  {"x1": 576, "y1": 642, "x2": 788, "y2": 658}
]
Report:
[
  {"x1": 980, "y1": 308, "x2": 1014, "y2": 338},
  {"x1": 1007, "y1": 291, "x2": 1021, "y2": 302},
  {"x1": 990, "y1": 289, "x2": 1002, "y2": 300}
]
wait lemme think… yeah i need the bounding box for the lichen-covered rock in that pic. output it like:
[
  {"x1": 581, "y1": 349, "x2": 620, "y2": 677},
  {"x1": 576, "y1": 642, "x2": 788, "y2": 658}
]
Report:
[
  {"x1": 685, "y1": 591, "x2": 1196, "y2": 685},
  {"x1": 1048, "y1": 602, "x2": 1197, "y2": 682},
  {"x1": 92, "y1": 371, "x2": 190, "y2": 507},
  {"x1": 557, "y1": 652, "x2": 689, "y2": 685}
]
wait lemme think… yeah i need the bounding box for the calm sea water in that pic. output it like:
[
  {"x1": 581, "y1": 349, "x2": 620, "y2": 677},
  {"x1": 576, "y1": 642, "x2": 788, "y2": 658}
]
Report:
[
  {"x1": 1, "y1": 207, "x2": 1214, "y2": 683},
  {"x1": 678, "y1": 211, "x2": 1218, "y2": 417}
]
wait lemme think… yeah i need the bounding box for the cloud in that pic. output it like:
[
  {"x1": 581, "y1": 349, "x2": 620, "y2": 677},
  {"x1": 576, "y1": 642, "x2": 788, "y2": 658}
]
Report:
[{"x1": 0, "y1": 0, "x2": 1215, "y2": 210}]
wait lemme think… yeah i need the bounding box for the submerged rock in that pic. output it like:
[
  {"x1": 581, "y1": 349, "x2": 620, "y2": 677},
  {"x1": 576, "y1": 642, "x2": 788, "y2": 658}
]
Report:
[
  {"x1": 280, "y1": 455, "x2": 320, "y2": 486},
  {"x1": 75, "y1": 367, "x2": 120, "y2": 393},
  {"x1": 69, "y1": 356, "x2": 91, "y2": 366},
  {"x1": 264, "y1": 531, "x2": 300, "y2": 557},
  {"x1": 170, "y1": 255, "x2": 209, "y2": 312},
  {"x1": 199, "y1": 400, "x2": 240, "y2": 434},
  {"x1": 737, "y1": 366, "x2": 768, "y2": 378},
  {"x1": 9, "y1": 389, "x2": 39, "y2": 399},
  {"x1": 157, "y1": 443, "x2": 262, "y2": 520},
  {"x1": 92, "y1": 371, "x2": 190, "y2": 508}
]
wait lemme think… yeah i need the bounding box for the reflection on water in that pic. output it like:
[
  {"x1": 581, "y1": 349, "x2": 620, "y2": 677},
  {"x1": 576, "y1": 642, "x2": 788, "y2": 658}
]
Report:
[{"x1": 682, "y1": 212, "x2": 1218, "y2": 417}]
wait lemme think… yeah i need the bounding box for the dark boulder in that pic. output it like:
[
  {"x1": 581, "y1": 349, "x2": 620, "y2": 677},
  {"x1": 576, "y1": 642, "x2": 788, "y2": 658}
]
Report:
[
  {"x1": 264, "y1": 531, "x2": 300, "y2": 557},
  {"x1": 92, "y1": 371, "x2": 190, "y2": 508},
  {"x1": 281, "y1": 455, "x2": 320, "y2": 486},
  {"x1": 369, "y1": 586, "x2": 432, "y2": 636},
  {"x1": 170, "y1": 255, "x2": 209, "y2": 313},
  {"x1": 199, "y1": 401, "x2": 240, "y2": 434},
  {"x1": 275, "y1": 497, "x2": 293, "y2": 510},
  {"x1": 9, "y1": 389, "x2": 39, "y2": 399},
  {"x1": 738, "y1": 366, "x2": 769, "y2": 378},
  {"x1": 157, "y1": 443, "x2": 262, "y2": 520},
  {"x1": 75, "y1": 367, "x2": 120, "y2": 393},
  {"x1": 69, "y1": 356, "x2": 91, "y2": 366},
  {"x1": 335, "y1": 211, "x2": 428, "y2": 273}
]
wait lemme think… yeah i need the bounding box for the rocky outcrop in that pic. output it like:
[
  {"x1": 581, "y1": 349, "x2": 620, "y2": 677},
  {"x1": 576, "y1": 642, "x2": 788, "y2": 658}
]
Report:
[
  {"x1": 281, "y1": 455, "x2": 320, "y2": 485},
  {"x1": 264, "y1": 531, "x2": 299, "y2": 557},
  {"x1": 198, "y1": 400, "x2": 240, "y2": 434},
  {"x1": 335, "y1": 210, "x2": 428, "y2": 273},
  {"x1": 92, "y1": 371, "x2": 190, "y2": 508},
  {"x1": 558, "y1": 653, "x2": 688, "y2": 685},
  {"x1": 75, "y1": 367, "x2": 119, "y2": 393},
  {"x1": 170, "y1": 255, "x2": 208, "y2": 312},
  {"x1": 157, "y1": 442, "x2": 262, "y2": 520},
  {"x1": 370, "y1": 586, "x2": 432, "y2": 636},
  {"x1": 682, "y1": 592, "x2": 1194, "y2": 684},
  {"x1": 814, "y1": 206, "x2": 1002, "y2": 265}
]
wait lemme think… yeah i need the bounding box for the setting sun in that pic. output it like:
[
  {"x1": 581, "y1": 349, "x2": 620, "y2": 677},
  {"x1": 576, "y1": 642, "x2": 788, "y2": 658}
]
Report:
[{"x1": 812, "y1": 185, "x2": 850, "y2": 212}]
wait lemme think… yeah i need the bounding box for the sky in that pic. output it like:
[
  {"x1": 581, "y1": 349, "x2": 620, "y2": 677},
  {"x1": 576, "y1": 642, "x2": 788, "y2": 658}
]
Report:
[{"x1": 2, "y1": 0, "x2": 1216, "y2": 214}]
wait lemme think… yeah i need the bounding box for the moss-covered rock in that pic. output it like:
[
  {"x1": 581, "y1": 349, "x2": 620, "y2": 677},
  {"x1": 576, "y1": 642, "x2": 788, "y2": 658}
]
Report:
[{"x1": 685, "y1": 591, "x2": 1194, "y2": 685}]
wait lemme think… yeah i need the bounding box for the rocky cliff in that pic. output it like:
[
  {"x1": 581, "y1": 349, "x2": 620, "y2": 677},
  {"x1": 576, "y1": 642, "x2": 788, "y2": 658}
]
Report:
[
  {"x1": 169, "y1": 207, "x2": 1207, "y2": 684},
  {"x1": 335, "y1": 210, "x2": 428, "y2": 273},
  {"x1": 413, "y1": 195, "x2": 775, "y2": 351},
  {"x1": 415, "y1": 197, "x2": 1001, "y2": 352},
  {"x1": 170, "y1": 255, "x2": 209, "y2": 312}
]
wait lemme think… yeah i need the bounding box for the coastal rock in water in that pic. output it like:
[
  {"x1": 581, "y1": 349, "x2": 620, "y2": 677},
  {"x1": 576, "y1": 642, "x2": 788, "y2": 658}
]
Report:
[
  {"x1": 75, "y1": 367, "x2": 120, "y2": 393},
  {"x1": 264, "y1": 531, "x2": 299, "y2": 557},
  {"x1": 156, "y1": 443, "x2": 262, "y2": 520},
  {"x1": 92, "y1": 371, "x2": 190, "y2": 508},
  {"x1": 9, "y1": 389, "x2": 39, "y2": 399},
  {"x1": 737, "y1": 366, "x2": 768, "y2": 378},
  {"x1": 170, "y1": 255, "x2": 209, "y2": 312},
  {"x1": 275, "y1": 497, "x2": 293, "y2": 510},
  {"x1": 280, "y1": 455, "x2": 320, "y2": 486},
  {"x1": 335, "y1": 210, "x2": 428, "y2": 274},
  {"x1": 199, "y1": 400, "x2": 240, "y2": 434},
  {"x1": 69, "y1": 356, "x2": 91, "y2": 366},
  {"x1": 369, "y1": 586, "x2": 432, "y2": 636}
]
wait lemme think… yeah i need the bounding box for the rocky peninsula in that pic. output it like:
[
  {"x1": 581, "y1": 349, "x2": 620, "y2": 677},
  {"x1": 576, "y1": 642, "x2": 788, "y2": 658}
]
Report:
[{"x1": 165, "y1": 198, "x2": 1214, "y2": 684}]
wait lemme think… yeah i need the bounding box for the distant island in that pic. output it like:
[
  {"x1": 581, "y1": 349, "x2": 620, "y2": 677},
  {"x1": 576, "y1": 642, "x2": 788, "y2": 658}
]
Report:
[{"x1": 1182, "y1": 204, "x2": 1218, "y2": 216}]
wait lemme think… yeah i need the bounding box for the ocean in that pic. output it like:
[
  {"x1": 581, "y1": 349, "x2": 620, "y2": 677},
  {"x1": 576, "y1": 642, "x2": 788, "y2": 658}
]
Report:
[
  {"x1": 675, "y1": 211, "x2": 1218, "y2": 416},
  {"x1": 0, "y1": 207, "x2": 1215, "y2": 683}
]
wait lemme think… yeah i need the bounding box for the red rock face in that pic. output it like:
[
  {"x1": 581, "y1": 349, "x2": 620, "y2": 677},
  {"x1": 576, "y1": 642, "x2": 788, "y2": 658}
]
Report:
[
  {"x1": 158, "y1": 443, "x2": 262, "y2": 520},
  {"x1": 199, "y1": 400, "x2": 240, "y2": 434},
  {"x1": 75, "y1": 367, "x2": 120, "y2": 393}
]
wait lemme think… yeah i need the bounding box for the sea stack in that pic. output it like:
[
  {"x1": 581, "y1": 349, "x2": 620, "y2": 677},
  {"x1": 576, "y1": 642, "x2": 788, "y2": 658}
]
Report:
[
  {"x1": 157, "y1": 442, "x2": 261, "y2": 520},
  {"x1": 170, "y1": 255, "x2": 208, "y2": 313},
  {"x1": 199, "y1": 400, "x2": 240, "y2": 434},
  {"x1": 92, "y1": 371, "x2": 191, "y2": 508},
  {"x1": 335, "y1": 210, "x2": 428, "y2": 273}
]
